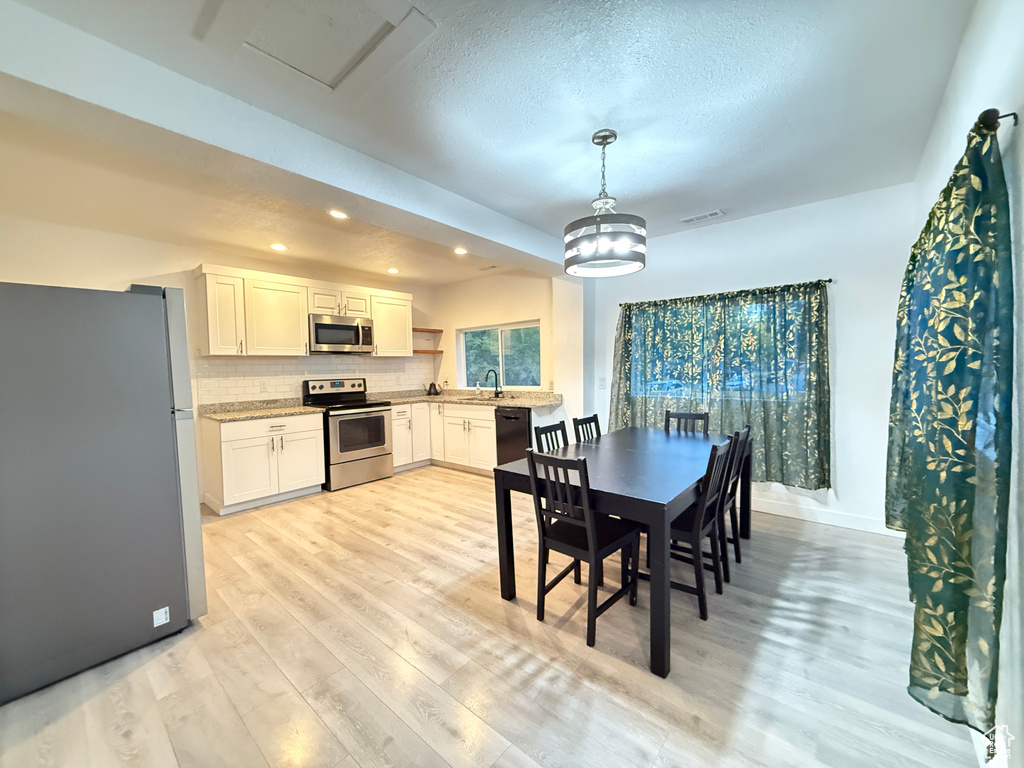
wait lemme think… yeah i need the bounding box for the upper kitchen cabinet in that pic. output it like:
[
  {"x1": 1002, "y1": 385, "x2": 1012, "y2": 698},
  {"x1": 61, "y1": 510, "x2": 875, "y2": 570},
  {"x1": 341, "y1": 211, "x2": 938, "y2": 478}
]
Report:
[
  {"x1": 308, "y1": 287, "x2": 342, "y2": 316},
  {"x1": 341, "y1": 290, "x2": 371, "y2": 318},
  {"x1": 370, "y1": 295, "x2": 413, "y2": 356},
  {"x1": 244, "y1": 279, "x2": 309, "y2": 356},
  {"x1": 192, "y1": 265, "x2": 415, "y2": 357},
  {"x1": 197, "y1": 273, "x2": 246, "y2": 355}
]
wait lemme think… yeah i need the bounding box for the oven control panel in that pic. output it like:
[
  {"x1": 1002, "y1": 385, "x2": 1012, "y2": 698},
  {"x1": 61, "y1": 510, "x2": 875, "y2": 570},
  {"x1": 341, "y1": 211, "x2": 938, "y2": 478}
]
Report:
[{"x1": 305, "y1": 378, "x2": 365, "y2": 393}]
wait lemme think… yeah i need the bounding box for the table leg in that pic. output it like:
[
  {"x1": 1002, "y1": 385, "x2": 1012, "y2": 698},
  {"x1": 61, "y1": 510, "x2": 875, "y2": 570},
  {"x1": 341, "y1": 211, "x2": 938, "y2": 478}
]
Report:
[
  {"x1": 740, "y1": 446, "x2": 752, "y2": 539},
  {"x1": 495, "y1": 478, "x2": 516, "y2": 600},
  {"x1": 648, "y1": 519, "x2": 671, "y2": 677}
]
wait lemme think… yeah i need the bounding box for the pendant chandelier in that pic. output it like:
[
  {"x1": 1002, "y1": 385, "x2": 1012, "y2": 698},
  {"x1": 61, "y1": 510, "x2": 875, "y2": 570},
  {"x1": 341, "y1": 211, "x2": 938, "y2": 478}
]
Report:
[{"x1": 563, "y1": 128, "x2": 647, "y2": 277}]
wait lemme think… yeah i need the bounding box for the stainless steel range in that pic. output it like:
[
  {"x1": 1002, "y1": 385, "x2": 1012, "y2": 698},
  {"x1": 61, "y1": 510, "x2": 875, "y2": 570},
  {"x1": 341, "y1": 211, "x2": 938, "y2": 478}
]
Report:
[{"x1": 303, "y1": 378, "x2": 392, "y2": 491}]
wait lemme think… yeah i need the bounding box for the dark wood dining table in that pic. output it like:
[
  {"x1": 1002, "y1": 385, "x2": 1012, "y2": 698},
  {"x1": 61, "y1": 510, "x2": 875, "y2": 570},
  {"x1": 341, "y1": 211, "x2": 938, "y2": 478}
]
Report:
[{"x1": 493, "y1": 426, "x2": 752, "y2": 677}]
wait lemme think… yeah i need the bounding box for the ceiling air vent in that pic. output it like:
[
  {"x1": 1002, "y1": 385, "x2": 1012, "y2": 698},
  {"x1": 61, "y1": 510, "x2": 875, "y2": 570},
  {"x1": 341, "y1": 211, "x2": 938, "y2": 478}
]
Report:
[
  {"x1": 680, "y1": 209, "x2": 725, "y2": 226},
  {"x1": 479, "y1": 265, "x2": 499, "y2": 271}
]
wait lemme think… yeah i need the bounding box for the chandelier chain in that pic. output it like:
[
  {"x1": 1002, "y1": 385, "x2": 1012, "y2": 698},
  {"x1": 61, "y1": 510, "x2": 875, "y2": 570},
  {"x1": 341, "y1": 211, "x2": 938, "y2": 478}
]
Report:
[{"x1": 599, "y1": 144, "x2": 608, "y2": 198}]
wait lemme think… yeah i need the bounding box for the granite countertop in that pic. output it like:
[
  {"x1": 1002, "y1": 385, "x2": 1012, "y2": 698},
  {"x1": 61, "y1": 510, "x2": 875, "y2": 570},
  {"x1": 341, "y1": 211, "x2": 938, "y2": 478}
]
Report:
[
  {"x1": 381, "y1": 389, "x2": 563, "y2": 408},
  {"x1": 198, "y1": 389, "x2": 563, "y2": 423},
  {"x1": 199, "y1": 400, "x2": 325, "y2": 423}
]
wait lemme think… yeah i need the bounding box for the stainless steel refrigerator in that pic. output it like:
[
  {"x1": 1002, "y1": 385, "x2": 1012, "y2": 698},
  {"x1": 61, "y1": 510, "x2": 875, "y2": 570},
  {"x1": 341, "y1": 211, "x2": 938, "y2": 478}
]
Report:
[{"x1": 0, "y1": 281, "x2": 207, "y2": 706}]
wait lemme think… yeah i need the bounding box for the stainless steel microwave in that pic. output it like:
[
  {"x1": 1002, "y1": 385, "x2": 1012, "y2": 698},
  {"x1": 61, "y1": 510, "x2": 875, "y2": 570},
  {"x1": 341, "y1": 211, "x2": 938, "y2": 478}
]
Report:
[{"x1": 308, "y1": 314, "x2": 374, "y2": 354}]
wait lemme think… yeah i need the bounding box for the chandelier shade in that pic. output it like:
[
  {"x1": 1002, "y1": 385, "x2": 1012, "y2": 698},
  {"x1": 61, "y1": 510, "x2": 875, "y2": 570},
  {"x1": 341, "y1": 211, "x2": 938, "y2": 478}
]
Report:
[
  {"x1": 563, "y1": 128, "x2": 646, "y2": 278},
  {"x1": 563, "y1": 213, "x2": 647, "y2": 277}
]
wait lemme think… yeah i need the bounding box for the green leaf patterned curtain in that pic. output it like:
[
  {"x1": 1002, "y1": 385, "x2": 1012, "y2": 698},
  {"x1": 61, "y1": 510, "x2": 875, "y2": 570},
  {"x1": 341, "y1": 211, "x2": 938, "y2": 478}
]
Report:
[
  {"x1": 610, "y1": 280, "x2": 830, "y2": 490},
  {"x1": 885, "y1": 118, "x2": 1014, "y2": 732}
]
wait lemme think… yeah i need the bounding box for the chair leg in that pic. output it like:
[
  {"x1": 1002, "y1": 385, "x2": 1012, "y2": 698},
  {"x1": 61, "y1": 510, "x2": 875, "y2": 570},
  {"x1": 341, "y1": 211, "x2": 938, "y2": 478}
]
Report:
[
  {"x1": 730, "y1": 501, "x2": 742, "y2": 564},
  {"x1": 718, "y1": 511, "x2": 731, "y2": 583},
  {"x1": 586, "y1": 560, "x2": 598, "y2": 647},
  {"x1": 691, "y1": 532, "x2": 708, "y2": 620},
  {"x1": 709, "y1": 525, "x2": 724, "y2": 595},
  {"x1": 620, "y1": 545, "x2": 629, "y2": 591},
  {"x1": 629, "y1": 538, "x2": 639, "y2": 606},
  {"x1": 595, "y1": 560, "x2": 604, "y2": 587},
  {"x1": 573, "y1": 558, "x2": 581, "y2": 584},
  {"x1": 537, "y1": 546, "x2": 546, "y2": 621}
]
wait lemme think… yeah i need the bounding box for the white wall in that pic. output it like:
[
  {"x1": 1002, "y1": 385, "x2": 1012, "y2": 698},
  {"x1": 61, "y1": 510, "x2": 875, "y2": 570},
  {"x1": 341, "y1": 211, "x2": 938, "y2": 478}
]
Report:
[
  {"x1": 587, "y1": 183, "x2": 919, "y2": 535},
  {"x1": 914, "y1": 0, "x2": 1024, "y2": 762},
  {"x1": 431, "y1": 271, "x2": 585, "y2": 430}
]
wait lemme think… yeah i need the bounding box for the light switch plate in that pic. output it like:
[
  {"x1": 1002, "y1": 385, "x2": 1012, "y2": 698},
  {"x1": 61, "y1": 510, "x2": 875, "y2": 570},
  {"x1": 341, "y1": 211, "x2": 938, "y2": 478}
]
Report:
[
  {"x1": 153, "y1": 607, "x2": 170, "y2": 627},
  {"x1": 598, "y1": 377, "x2": 607, "y2": 390}
]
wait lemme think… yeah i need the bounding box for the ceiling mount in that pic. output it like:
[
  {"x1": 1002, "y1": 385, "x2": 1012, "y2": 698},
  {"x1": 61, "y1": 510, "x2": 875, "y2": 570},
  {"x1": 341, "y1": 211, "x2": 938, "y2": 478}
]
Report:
[{"x1": 591, "y1": 128, "x2": 617, "y2": 147}]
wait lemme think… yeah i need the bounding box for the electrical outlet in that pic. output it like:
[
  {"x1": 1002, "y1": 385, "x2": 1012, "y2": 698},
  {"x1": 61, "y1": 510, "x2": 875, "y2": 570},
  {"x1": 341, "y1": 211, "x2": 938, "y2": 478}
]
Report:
[
  {"x1": 260, "y1": 380, "x2": 269, "y2": 393},
  {"x1": 153, "y1": 607, "x2": 170, "y2": 627},
  {"x1": 598, "y1": 377, "x2": 607, "y2": 390}
]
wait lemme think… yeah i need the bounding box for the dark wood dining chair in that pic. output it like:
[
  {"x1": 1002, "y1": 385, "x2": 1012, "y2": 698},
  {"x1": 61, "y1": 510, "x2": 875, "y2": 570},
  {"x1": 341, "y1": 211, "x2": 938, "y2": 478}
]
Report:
[
  {"x1": 666, "y1": 441, "x2": 730, "y2": 620},
  {"x1": 534, "y1": 421, "x2": 569, "y2": 453},
  {"x1": 572, "y1": 414, "x2": 601, "y2": 442},
  {"x1": 526, "y1": 450, "x2": 641, "y2": 647},
  {"x1": 665, "y1": 410, "x2": 710, "y2": 436},
  {"x1": 721, "y1": 425, "x2": 751, "y2": 565}
]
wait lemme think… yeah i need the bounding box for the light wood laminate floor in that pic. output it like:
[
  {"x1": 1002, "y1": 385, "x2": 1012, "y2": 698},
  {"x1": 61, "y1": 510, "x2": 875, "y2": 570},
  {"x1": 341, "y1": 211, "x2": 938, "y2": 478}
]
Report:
[{"x1": 0, "y1": 466, "x2": 975, "y2": 767}]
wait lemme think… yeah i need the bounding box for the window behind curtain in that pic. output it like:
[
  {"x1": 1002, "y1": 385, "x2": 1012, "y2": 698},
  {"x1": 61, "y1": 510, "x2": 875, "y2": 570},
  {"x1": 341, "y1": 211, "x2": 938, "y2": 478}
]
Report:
[{"x1": 609, "y1": 280, "x2": 830, "y2": 490}]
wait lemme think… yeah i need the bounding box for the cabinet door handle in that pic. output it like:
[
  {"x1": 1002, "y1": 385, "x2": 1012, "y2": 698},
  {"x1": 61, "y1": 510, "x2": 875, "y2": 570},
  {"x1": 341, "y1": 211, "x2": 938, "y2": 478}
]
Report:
[
  {"x1": 408, "y1": 420, "x2": 412, "y2": 431},
  {"x1": 280, "y1": 436, "x2": 284, "y2": 451},
  {"x1": 270, "y1": 437, "x2": 275, "y2": 454},
  {"x1": 268, "y1": 424, "x2": 286, "y2": 430},
  {"x1": 337, "y1": 303, "x2": 342, "y2": 315},
  {"x1": 238, "y1": 339, "x2": 243, "y2": 354},
  {"x1": 304, "y1": 342, "x2": 308, "y2": 355}
]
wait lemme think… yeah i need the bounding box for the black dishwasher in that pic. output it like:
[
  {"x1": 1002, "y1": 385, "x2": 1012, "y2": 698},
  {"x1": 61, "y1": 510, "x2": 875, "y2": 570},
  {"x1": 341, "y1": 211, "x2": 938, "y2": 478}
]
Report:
[{"x1": 495, "y1": 407, "x2": 532, "y2": 465}]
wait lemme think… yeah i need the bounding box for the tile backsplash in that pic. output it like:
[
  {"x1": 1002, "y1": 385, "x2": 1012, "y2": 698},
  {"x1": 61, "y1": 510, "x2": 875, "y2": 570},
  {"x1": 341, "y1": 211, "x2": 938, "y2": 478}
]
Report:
[{"x1": 194, "y1": 355, "x2": 438, "y2": 405}]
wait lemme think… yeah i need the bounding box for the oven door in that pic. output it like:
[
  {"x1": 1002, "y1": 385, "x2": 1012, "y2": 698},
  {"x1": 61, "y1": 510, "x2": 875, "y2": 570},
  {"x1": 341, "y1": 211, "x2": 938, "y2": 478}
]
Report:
[
  {"x1": 309, "y1": 315, "x2": 373, "y2": 353},
  {"x1": 328, "y1": 408, "x2": 392, "y2": 464}
]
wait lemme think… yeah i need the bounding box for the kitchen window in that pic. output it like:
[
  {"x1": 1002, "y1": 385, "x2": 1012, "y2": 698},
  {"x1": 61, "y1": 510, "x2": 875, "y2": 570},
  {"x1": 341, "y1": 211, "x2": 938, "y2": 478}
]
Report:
[{"x1": 459, "y1": 322, "x2": 541, "y2": 389}]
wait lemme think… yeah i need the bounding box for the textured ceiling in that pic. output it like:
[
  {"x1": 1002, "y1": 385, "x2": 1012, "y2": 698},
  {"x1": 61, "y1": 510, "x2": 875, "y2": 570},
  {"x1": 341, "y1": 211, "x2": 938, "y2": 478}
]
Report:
[
  {"x1": 0, "y1": 107, "x2": 511, "y2": 285},
  {"x1": 11, "y1": 0, "x2": 977, "y2": 240}
]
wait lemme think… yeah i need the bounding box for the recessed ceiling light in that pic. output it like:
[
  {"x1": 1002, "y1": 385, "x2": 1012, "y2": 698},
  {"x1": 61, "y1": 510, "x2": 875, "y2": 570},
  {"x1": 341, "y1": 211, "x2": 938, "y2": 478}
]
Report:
[
  {"x1": 454, "y1": 247, "x2": 468, "y2": 255},
  {"x1": 328, "y1": 210, "x2": 349, "y2": 219},
  {"x1": 387, "y1": 268, "x2": 400, "y2": 274},
  {"x1": 270, "y1": 243, "x2": 288, "y2": 251}
]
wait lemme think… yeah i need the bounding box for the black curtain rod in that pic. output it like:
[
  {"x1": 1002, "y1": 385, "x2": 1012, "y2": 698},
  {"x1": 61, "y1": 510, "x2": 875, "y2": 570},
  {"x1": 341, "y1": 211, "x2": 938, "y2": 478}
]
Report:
[{"x1": 978, "y1": 108, "x2": 1019, "y2": 129}]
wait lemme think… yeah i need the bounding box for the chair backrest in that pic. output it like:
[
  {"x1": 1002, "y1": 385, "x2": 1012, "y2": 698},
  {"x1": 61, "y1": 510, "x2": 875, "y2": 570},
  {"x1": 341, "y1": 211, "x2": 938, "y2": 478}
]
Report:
[
  {"x1": 665, "y1": 411, "x2": 710, "y2": 436},
  {"x1": 683, "y1": 440, "x2": 731, "y2": 535},
  {"x1": 572, "y1": 414, "x2": 601, "y2": 442},
  {"x1": 535, "y1": 421, "x2": 569, "y2": 453},
  {"x1": 526, "y1": 450, "x2": 597, "y2": 554},
  {"x1": 725, "y1": 425, "x2": 751, "y2": 499}
]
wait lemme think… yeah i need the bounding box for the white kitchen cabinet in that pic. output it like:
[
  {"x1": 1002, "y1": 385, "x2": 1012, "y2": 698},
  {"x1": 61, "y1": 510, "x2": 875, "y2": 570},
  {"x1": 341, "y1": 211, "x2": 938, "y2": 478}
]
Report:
[
  {"x1": 244, "y1": 279, "x2": 309, "y2": 356},
  {"x1": 392, "y1": 406, "x2": 413, "y2": 467},
  {"x1": 309, "y1": 287, "x2": 342, "y2": 316},
  {"x1": 222, "y1": 436, "x2": 278, "y2": 506},
  {"x1": 443, "y1": 416, "x2": 471, "y2": 465},
  {"x1": 412, "y1": 403, "x2": 431, "y2": 463},
  {"x1": 370, "y1": 295, "x2": 413, "y2": 356},
  {"x1": 429, "y1": 402, "x2": 445, "y2": 460},
  {"x1": 341, "y1": 290, "x2": 371, "y2": 318},
  {"x1": 199, "y1": 273, "x2": 245, "y2": 355},
  {"x1": 277, "y1": 431, "x2": 326, "y2": 492},
  {"x1": 201, "y1": 414, "x2": 324, "y2": 514},
  {"x1": 467, "y1": 417, "x2": 497, "y2": 470}
]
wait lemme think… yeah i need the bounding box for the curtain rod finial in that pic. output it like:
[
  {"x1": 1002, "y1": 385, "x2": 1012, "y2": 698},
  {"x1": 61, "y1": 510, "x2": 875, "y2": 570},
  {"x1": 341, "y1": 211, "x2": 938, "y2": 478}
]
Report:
[{"x1": 978, "y1": 108, "x2": 1002, "y2": 130}]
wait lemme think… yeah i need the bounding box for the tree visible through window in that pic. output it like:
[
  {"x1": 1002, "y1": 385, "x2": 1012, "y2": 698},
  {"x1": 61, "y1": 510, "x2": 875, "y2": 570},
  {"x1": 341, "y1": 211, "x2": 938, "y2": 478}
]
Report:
[{"x1": 462, "y1": 324, "x2": 540, "y2": 388}]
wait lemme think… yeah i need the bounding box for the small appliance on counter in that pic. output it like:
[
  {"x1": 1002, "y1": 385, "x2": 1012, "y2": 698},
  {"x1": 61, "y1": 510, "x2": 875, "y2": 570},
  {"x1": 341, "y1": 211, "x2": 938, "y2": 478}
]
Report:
[
  {"x1": 426, "y1": 382, "x2": 441, "y2": 396},
  {"x1": 303, "y1": 378, "x2": 393, "y2": 490}
]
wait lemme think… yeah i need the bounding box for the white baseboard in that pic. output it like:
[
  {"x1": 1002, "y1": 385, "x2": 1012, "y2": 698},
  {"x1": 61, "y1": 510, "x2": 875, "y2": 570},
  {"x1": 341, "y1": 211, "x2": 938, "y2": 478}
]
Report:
[
  {"x1": 753, "y1": 496, "x2": 904, "y2": 538},
  {"x1": 206, "y1": 486, "x2": 321, "y2": 517}
]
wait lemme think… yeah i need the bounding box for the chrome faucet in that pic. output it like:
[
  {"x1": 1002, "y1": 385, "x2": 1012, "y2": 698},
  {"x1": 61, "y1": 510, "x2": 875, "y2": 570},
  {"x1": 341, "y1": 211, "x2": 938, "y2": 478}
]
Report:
[{"x1": 485, "y1": 369, "x2": 502, "y2": 398}]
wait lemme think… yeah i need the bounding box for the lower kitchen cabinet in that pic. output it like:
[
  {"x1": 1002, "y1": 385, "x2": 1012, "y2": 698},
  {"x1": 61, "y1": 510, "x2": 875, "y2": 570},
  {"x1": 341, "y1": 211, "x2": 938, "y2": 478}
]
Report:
[
  {"x1": 442, "y1": 404, "x2": 496, "y2": 470},
  {"x1": 393, "y1": 403, "x2": 431, "y2": 469},
  {"x1": 429, "y1": 402, "x2": 445, "y2": 459},
  {"x1": 201, "y1": 414, "x2": 324, "y2": 514}
]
